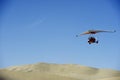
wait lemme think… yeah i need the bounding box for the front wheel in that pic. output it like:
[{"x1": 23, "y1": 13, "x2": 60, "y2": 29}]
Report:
[{"x1": 88, "y1": 41, "x2": 91, "y2": 44}]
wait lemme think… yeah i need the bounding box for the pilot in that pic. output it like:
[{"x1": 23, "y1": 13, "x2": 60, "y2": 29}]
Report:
[{"x1": 88, "y1": 37, "x2": 98, "y2": 44}]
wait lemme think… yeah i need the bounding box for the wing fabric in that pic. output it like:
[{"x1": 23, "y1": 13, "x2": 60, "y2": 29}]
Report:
[{"x1": 79, "y1": 30, "x2": 116, "y2": 35}]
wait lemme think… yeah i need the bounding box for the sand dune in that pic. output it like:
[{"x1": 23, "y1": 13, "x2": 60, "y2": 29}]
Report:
[{"x1": 0, "y1": 62, "x2": 120, "y2": 80}]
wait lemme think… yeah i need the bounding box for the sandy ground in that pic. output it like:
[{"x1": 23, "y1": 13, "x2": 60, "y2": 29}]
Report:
[{"x1": 0, "y1": 63, "x2": 120, "y2": 80}]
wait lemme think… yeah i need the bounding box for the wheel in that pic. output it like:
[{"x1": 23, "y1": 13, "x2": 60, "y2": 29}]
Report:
[
  {"x1": 88, "y1": 41, "x2": 91, "y2": 44},
  {"x1": 96, "y1": 40, "x2": 98, "y2": 44}
]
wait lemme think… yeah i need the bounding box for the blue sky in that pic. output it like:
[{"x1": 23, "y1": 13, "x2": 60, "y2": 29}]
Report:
[{"x1": 0, "y1": 0, "x2": 120, "y2": 70}]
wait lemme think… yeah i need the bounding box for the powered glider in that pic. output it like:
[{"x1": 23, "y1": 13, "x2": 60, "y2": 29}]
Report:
[{"x1": 76, "y1": 30, "x2": 116, "y2": 44}]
